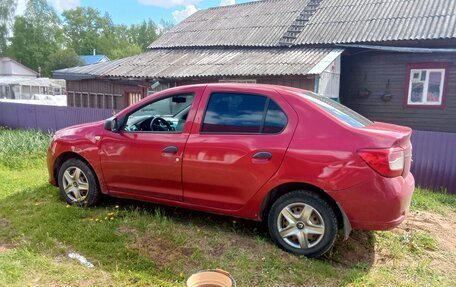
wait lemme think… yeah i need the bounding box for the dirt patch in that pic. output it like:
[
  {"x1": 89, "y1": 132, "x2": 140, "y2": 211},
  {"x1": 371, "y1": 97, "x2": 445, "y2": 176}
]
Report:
[
  {"x1": 115, "y1": 225, "x2": 139, "y2": 237},
  {"x1": 118, "y1": 224, "x2": 194, "y2": 268},
  {"x1": 399, "y1": 210, "x2": 456, "y2": 256},
  {"x1": 202, "y1": 231, "x2": 260, "y2": 258},
  {"x1": 395, "y1": 210, "x2": 456, "y2": 274},
  {"x1": 324, "y1": 210, "x2": 456, "y2": 273},
  {"x1": 0, "y1": 218, "x2": 15, "y2": 253},
  {"x1": 0, "y1": 244, "x2": 14, "y2": 253},
  {"x1": 327, "y1": 230, "x2": 375, "y2": 268},
  {"x1": 123, "y1": 209, "x2": 456, "y2": 282},
  {"x1": 0, "y1": 240, "x2": 15, "y2": 254},
  {"x1": 0, "y1": 218, "x2": 9, "y2": 228},
  {"x1": 131, "y1": 233, "x2": 196, "y2": 271},
  {"x1": 127, "y1": 223, "x2": 265, "y2": 274}
]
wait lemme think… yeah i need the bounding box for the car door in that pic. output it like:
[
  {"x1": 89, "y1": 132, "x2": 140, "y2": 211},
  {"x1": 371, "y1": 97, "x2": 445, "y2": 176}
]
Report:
[
  {"x1": 99, "y1": 87, "x2": 203, "y2": 201},
  {"x1": 182, "y1": 85, "x2": 298, "y2": 210}
]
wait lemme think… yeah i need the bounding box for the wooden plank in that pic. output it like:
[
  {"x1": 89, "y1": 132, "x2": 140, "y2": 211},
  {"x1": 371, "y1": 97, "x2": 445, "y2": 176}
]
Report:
[{"x1": 341, "y1": 51, "x2": 456, "y2": 132}]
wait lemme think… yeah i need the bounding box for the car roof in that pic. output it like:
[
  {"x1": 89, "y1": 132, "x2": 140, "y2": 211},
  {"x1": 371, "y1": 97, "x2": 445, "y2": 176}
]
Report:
[{"x1": 166, "y1": 83, "x2": 310, "y2": 94}]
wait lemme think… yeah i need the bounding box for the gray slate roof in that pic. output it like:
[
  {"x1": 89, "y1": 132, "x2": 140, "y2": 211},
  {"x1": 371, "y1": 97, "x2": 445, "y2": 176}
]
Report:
[
  {"x1": 55, "y1": 0, "x2": 456, "y2": 80},
  {"x1": 54, "y1": 47, "x2": 334, "y2": 80},
  {"x1": 151, "y1": 0, "x2": 456, "y2": 48},
  {"x1": 294, "y1": 0, "x2": 456, "y2": 44},
  {"x1": 150, "y1": 0, "x2": 310, "y2": 48}
]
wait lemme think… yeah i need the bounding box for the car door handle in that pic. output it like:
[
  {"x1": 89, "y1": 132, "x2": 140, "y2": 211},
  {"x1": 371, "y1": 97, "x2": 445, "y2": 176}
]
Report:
[
  {"x1": 252, "y1": 151, "x2": 272, "y2": 160},
  {"x1": 162, "y1": 146, "x2": 178, "y2": 154}
]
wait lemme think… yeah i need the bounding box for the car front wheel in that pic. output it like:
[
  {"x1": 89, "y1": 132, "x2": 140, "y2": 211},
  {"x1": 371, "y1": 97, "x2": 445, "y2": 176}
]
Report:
[
  {"x1": 58, "y1": 158, "x2": 101, "y2": 206},
  {"x1": 268, "y1": 190, "x2": 338, "y2": 257}
]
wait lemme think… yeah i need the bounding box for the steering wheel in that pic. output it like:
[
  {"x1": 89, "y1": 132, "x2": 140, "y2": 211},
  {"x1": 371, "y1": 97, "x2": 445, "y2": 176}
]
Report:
[{"x1": 150, "y1": 117, "x2": 173, "y2": 131}]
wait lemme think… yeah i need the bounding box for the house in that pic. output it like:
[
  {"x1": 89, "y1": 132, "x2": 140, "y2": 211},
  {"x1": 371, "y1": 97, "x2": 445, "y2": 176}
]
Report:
[
  {"x1": 79, "y1": 54, "x2": 110, "y2": 66},
  {"x1": 0, "y1": 57, "x2": 66, "y2": 100},
  {"x1": 54, "y1": 0, "x2": 456, "y2": 192},
  {"x1": 0, "y1": 57, "x2": 39, "y2": 77},
  {"x1": 0, "y1": 77, "x2": 66, "y2": 100}
]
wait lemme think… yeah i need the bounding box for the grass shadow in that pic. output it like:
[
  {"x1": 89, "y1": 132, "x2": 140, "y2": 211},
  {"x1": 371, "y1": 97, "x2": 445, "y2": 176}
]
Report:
[
  {"x1": 101, "y1": 191, "x2": 376, "y2": 282},
  {"x1": 0, "y1": 183, "x2": 376, "y2": 286}
]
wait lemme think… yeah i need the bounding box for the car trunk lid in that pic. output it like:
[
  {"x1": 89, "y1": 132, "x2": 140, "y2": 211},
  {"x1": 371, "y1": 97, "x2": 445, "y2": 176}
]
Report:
[{"x1": 359, "y1": 122, "x2": 412, "y2": 177}]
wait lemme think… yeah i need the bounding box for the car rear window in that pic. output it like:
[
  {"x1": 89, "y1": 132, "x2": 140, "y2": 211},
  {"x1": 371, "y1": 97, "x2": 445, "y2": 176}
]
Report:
[{"x1": 302, "y1": 93, "x2": 372, "y2": 128}]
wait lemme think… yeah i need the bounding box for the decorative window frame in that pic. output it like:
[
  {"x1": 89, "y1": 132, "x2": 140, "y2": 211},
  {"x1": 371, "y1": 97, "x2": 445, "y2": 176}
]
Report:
[{"x1": 404, "y1": 62, "x2": 450, "y2": 108}]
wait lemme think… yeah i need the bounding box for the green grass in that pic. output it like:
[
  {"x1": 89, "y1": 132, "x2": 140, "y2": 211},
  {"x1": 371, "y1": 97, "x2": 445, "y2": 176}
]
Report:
[
  {"x1": 0, "y1": 128, "x2": 52, "y2": 169},
  {"x1": 0, "y1": 129, "x2": 455, "y2": 286},
  {"x1": 411, "y1": 187, "x2": 456, "y2": 214}
]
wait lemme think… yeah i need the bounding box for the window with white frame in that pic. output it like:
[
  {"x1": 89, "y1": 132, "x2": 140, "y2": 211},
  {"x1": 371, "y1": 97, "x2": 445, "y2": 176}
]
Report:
[{"x1": 407, "y1": 68, "x2": 445, "y2": 106}]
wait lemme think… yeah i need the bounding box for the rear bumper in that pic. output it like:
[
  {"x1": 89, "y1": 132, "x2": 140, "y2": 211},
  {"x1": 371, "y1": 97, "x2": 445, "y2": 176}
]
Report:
[{"x1": 329, "y1": 172, "x2": 415, "y2": 231}]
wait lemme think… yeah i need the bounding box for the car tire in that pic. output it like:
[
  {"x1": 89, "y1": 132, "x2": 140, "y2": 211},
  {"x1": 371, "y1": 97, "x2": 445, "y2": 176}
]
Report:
[
  {"x1": 268, "y1": 190, "x2": 338, "y2": 258},
  {"x1": 57, "y1": 158, "x2": 101, "y2": 207}
]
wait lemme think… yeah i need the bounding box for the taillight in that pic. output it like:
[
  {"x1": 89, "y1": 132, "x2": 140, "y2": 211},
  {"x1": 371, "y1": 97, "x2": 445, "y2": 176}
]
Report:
[{"x1": 358, "y1": 147, "x2": 405, "y2": 177}]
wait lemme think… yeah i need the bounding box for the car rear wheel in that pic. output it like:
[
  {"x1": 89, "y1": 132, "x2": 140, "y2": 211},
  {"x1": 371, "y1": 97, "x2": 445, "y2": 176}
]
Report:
[
  {"x1": 268, "y1": 190, "x2": 338, "y2": 257},
  {"x1": 58, "y1": 158, "x2": 101, "y2": 206}
]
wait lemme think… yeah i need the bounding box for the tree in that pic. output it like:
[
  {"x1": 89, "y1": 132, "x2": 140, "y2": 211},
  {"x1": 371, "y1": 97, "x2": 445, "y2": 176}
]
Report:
[
  {"x1": 101, "y1": 24, "x2": 142, "y2": 58},
  {"x1": 62, "y1": 8, "x2": 158, "y2": 59},
  {"x1": 109, "y1": 43, "x2": 142, "y2": 59},
  {"x1": 62, "y1": 7, "x2": 115, "y2": 57},
  {"x1": 9, "y1": 0, "x2": 63, "y2": 75},
  {"x1": 130, "y1": 19, "x2": 158, "y2": 50},
  {"x1": 7, "y1": 2, "x2": 160, "y2": 72},
  {"x1": 0, "y1": 0, "x2": 17, "y2": 54},
  {"x1": 158, "y1": 19, "x2": 175, "y2": 35},
  {"x1": 45, "y1": 48, "x2": 82, "y2": 76}
]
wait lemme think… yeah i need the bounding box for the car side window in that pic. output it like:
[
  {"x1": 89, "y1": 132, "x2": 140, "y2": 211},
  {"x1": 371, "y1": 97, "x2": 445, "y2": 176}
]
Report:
[
  {"x1": 123, "y1": 94, "x2": 194, "y2": 132},
  {"x1": 201, "y1": 92, "x2": 287, "y2": 134},
  {"x1": 263, "y1": 100, "x2": 288, "y2": 133}
]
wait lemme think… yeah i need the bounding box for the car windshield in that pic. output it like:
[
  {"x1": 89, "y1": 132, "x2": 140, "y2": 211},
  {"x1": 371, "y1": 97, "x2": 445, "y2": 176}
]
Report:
[
  {"x1": 124, "y1": 95, "x2": 194, "y2": 132},
  {"x1": 301, "y1": 93, "x2": 372, "y2": 128}
]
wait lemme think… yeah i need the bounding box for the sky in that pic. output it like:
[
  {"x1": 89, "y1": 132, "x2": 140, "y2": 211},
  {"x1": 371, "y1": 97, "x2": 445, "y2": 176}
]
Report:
[{"x1": 15, "y1": 0, "x2": 255, "y2": 25}]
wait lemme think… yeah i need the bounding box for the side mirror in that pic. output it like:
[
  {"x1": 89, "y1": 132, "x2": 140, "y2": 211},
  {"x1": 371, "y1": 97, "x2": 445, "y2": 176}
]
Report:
[{"x1": 104, "y1": 117, "x2": 118, "y2": 132}]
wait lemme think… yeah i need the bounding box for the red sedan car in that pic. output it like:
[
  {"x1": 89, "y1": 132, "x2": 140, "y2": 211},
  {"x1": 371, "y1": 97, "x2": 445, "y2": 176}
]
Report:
[{"x1": 47, "y1": 84, "x2": 414, "y2": 257}]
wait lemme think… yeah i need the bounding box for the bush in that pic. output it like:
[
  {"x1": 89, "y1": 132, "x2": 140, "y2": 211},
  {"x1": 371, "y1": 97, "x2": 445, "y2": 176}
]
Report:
[{"x1": 0, "y1": 128, "x2": 52, "y2": 168}]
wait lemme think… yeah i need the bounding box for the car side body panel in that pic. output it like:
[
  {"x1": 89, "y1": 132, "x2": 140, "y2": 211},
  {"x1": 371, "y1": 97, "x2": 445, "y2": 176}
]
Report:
[
  {"x1": 97, "y1": 86, "x2": 205, "y2": 201},
  {"x1": 47, "y1": 121, "x2": 108, "y2": 193},
  {"x1": 47, "y1": 83, "x2": 415, "y2": 232},
  {"x1": 182, "y1": 85, "x2": 298, "y2": 210}
]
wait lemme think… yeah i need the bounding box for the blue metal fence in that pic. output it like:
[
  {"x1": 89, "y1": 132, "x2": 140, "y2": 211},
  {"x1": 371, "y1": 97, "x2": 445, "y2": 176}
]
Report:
[
  {"x1": 0, "y1": 102, "x2": 454, "y2": 194},
  {"x1": 410, "y1": 130, "x2": 456, "y2": 194},
  {"x1": 0, "y1": 102, "x2": 114, "y2": 132}
]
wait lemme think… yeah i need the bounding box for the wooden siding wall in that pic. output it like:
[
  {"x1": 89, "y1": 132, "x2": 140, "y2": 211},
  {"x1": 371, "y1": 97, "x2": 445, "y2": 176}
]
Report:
[
  {"x1": 66, "y1": 76, "x2": 314, "y2": 110},
  {"x1": 67, "y1": 80, "x2": 146, "y2": 110},
  {"x1": 340, "y1": 52, "x2": 456, "y2": 132},
  {"x1": 177, "y1": 76, "x2": 315, "y2": 91}
]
